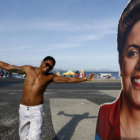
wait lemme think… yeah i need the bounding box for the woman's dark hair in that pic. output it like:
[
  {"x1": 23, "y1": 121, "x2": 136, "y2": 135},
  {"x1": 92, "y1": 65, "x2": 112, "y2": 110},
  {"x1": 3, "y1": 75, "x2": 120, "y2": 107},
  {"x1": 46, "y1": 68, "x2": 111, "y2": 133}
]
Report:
[{"x1": 117, "y1": 0, "x2": 140, "y2": 63}]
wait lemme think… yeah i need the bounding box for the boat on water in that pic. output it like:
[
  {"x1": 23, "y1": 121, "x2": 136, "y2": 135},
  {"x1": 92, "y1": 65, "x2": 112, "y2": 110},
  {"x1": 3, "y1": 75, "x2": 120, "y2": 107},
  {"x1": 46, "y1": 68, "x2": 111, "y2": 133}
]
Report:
[{"x1": 98, "y1": 73, "x2": 111, "y2": 79}]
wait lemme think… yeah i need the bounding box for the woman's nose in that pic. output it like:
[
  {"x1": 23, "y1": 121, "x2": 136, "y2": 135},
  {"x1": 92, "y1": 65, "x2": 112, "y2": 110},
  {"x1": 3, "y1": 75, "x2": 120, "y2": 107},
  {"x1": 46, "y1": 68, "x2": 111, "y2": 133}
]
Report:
[{"x1": 136, "y1": 56, "x2": 140, "y2": 71}]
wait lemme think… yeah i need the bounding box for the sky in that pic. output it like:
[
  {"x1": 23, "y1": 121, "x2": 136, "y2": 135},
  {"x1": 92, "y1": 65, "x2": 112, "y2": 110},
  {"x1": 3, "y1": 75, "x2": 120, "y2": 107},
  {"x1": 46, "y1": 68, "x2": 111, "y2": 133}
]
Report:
[{"x1": 0, "y1": 0, "x2": 129, "y2": 71}]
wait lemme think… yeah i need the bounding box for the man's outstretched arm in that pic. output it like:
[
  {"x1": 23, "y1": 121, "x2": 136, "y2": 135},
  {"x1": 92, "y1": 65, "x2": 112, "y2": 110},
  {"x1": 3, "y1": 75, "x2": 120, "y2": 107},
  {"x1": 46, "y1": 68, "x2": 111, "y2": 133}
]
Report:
[
  {"x1": 53, "y1": 73, "x2": 94, "y2": 83},
  {"x1": 0, "y1": 61, "x2": 26, "y2": 74}
]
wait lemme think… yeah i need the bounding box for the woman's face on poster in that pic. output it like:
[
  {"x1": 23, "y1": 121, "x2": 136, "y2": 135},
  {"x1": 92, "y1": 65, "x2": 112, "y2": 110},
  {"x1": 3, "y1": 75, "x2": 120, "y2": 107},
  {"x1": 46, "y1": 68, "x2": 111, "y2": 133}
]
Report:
[{"x1": 121, "y1": 20, "x2": 140, "y2": 108}]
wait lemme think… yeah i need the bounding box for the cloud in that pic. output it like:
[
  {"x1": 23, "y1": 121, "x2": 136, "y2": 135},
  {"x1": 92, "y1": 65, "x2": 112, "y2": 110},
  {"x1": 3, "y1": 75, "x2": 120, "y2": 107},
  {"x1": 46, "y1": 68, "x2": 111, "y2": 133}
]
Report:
[
  {"x1": 0, "y1": 17, "x2": 117, "y2": 32},
  {"x1": 0, "y1": 17, "x2": 118, "y2": 56},
  {"x1": 70, "y1": 30, "x2": 116, "y2": 43},
  {"x1": 41, "y1": 43, "x2": 81, "y2": 50},
  {"x1": 0, "y1": 45, "x2": 29, "y2": 51},
  {"x1": 0, "y1": 42, "x2": 81, "y2": 53},
  {"x1": 0, "y1": 18, "x2": 118, "y2": 46}
]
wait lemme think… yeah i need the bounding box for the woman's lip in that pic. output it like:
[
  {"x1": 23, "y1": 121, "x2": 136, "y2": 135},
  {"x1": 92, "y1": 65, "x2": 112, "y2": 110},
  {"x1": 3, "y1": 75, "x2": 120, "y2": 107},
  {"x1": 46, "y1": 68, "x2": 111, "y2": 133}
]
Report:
[
  {"x1": 133, "y1": 75, "x2": 140, "y2": 79},
  {"x1": 132, "y1": 76, "x2": 140, "y2": 87},
  {"x1": 133, "y1": 81, "x2": 140, "y2": 87}
]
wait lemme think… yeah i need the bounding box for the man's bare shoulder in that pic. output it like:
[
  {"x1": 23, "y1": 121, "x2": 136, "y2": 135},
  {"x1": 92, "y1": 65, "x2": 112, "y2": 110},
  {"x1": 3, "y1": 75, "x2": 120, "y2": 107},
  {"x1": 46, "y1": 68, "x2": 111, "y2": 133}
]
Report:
[
  {"x1": 44, "y1": 73, "x2": 57, "y2": 81},
  {"x1": 23, "y1": 65, "x2": 38, "y2": 72},
  {"x1": 46, "y1": 72, "x2": 56, "y2": 77}
]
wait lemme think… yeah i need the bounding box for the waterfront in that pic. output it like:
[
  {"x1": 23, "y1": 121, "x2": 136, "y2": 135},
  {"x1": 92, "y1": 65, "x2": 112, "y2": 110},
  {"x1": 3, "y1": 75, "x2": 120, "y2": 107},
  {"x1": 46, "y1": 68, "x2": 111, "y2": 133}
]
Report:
[{"x1": 53, "y1": 70, "x2": 120, "y2": 79}]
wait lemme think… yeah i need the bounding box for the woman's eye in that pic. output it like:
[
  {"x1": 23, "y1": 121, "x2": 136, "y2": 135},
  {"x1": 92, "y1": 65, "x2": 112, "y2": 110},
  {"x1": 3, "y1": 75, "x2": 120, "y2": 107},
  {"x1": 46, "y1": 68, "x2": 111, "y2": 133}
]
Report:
[{"x1": 127, "y1": 50, "x2": 138, "y2": 57}]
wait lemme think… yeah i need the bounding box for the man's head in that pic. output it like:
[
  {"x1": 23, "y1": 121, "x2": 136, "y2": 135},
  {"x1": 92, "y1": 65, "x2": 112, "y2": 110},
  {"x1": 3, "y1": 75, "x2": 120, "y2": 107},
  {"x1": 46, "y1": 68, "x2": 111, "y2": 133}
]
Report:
[
  {"x1": 40, "y1": 56, "x2": 56, "y2": 74},
  {"x1": 117, "y1": 0, "x2": 140, "y2": 64}
]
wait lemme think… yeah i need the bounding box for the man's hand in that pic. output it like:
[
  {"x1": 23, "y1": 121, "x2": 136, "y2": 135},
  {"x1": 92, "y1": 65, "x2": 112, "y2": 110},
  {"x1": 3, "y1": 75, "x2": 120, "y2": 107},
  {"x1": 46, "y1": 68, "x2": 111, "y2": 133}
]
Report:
[{"x1": 86, "y1": 73, "x2": 95, "y2": 81}]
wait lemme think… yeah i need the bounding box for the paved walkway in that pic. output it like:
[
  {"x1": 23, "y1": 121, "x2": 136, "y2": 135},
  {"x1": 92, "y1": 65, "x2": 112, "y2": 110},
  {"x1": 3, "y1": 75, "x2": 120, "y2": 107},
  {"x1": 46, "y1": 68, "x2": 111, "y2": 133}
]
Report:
[
  {"x1": 49, "y1": 90, "x2": 120, "y2": 140},
  {"x1": 0, "y1": 80, "x2": 121, "y2": 140}
]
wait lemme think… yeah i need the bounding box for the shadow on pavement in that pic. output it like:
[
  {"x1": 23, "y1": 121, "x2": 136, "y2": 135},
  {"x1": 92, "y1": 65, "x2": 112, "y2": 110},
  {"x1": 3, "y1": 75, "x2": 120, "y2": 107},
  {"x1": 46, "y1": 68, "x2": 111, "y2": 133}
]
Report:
[{"x1": 53, "y1": 111, "x2": 97, "y2": 140}]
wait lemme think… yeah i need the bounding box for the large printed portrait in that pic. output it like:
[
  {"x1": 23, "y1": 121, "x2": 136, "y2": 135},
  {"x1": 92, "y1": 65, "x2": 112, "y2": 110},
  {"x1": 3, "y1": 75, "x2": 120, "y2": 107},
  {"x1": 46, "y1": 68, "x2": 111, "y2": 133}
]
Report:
[
  {"x1": 0, "y1": 0, "x2": 133, "y2": 140},
  {"x1": 95, "y1": 0, "x2": 140, "y2": 139}
]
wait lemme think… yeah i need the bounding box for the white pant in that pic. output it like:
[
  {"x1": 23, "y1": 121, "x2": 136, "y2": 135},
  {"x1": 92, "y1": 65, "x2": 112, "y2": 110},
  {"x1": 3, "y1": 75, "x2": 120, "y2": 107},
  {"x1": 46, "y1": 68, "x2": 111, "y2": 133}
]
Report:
[{"x1": 19, "y1": 104, "x2": 44, "y2": 140}]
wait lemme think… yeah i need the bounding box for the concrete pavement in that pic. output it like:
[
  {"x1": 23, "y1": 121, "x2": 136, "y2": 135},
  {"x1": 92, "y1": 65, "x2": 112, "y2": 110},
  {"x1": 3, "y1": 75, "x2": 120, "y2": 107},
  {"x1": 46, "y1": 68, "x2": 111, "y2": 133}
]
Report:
[
  {"x1": 0, "y1": 79, "x2": 121, "y2": 140},
  {"x1": 49, "y1": 89, "x2": 120, "y2": 140}
]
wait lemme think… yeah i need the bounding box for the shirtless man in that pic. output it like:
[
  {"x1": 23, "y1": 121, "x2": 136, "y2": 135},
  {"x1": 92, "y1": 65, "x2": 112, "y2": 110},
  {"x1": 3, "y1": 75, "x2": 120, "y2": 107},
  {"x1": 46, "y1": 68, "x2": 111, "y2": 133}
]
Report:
[{"x1": 0, "y1": 56, "x2": 93, "y2": 140}]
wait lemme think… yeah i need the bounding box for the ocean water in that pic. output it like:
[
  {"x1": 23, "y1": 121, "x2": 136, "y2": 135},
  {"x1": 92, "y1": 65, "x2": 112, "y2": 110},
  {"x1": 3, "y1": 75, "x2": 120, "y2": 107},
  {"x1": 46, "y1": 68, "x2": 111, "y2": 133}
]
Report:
[{"x1": 53, "y1": 71, "x2": 120, "y2": 79}]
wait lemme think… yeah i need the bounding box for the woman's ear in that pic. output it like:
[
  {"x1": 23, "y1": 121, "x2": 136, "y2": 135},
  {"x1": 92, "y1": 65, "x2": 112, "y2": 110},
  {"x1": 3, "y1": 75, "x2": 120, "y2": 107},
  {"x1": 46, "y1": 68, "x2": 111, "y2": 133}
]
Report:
[
  {"x1": 119, "y1": 56, "x2": 122, "y2": 77},
  {"x1": 120, "y1": 72, "x2": 122, "y2": 77}
]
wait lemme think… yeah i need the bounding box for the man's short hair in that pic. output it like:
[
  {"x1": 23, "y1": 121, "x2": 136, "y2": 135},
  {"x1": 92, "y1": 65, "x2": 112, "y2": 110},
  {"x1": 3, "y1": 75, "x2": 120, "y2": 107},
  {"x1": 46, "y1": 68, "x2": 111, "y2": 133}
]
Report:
[
  {"x1": 117, "y1": 0, "x2": 140, "y2": 63},
  {"x1": 43, "y1": 56, "x2": 56, "y2": 66}
]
